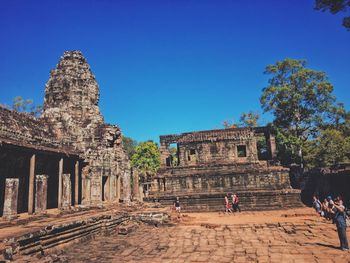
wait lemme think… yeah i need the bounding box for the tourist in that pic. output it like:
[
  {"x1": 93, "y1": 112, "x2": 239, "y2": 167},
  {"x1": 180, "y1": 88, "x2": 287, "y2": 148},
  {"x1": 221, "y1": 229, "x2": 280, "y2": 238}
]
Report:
[
  {"x1": 232, "y1": 192, "x2": 241, "y2": 212},
  {"x1": 321, "y1": 198, "x2": 330, "y2": 219},
  {"x1": 174, "y1": 196, "x2": 181, "y2": 214},
  {"x1": 312, "y1": 196, "x2": 322, "y2": 215},
  {"x1": 224, "y1": 194, "x2": 232, "y2": 213},
  {"x1": 330, "y1": 197, "x2": 349, "y2": 251}
]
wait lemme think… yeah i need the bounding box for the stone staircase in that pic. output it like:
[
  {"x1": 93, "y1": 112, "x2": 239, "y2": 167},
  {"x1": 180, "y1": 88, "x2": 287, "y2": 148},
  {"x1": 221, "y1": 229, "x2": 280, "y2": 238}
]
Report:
[{"x1": 146, "y1": 189, "x2": 303, "y2": 212}]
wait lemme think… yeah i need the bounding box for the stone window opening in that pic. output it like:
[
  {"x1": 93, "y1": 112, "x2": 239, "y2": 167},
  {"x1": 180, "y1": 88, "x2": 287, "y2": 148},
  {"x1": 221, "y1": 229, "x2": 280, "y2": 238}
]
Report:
[
  {"x1": 188, "y1": 149, "x2": 197, "y2": 161},
  {"x1": 169, "y1": 143, "x2": 179, "y2": 167},
  {"x1": 237, "y1": 145, "x2": 247, "y2": 158}
]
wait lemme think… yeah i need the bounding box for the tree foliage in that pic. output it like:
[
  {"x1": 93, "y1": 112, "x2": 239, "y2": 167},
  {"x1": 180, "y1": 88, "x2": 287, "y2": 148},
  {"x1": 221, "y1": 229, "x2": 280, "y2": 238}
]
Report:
[
  {"x1": 260, "y1": 58, "x2": 336, "y2": 166},
  {"x1": 315, "y1": 0, "x2": 350, "y2": 30},
  {"x1": 315, "y1": 128, "x2": 350, "y2": 166},
  {"x1": 239, "y1": 111, "x2": 260, "y2": 127},
  {"x1": 130, "y1": 141, "x2": 160, "y2": 175},
  {"x1": 122, "y1": 136, "x2": 138, "y2": 160}
]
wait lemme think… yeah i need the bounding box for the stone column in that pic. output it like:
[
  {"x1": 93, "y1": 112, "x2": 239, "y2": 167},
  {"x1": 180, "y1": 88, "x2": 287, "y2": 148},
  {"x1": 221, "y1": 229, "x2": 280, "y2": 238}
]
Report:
[
  {"x1": 121, "y1": 170, "x2": 131, "y2": 204},
  {"x1": 74, "y1": 160, "x2": 79, "y2": 206},
  {"x1": 3, "y1": 178, "x2": 19, "y2": 219},
  {"x1": 81, "y1": 166, "x2": 91, "y2": 206},
  {"x1": 109, "y1": 175, "x2": 117, "y2": 202},
  {"x1": 58, "y1": 158, "x2": 63, "y2": 208},
  {"x1": 28, "y1": 154, "x2": 36, "y2": 214},
  {"x1": 151, "y1": 178, "x2": 159, "y2": 193},
  {"x1": 116, "y1": 175, "x2": 121, "y2": 201},
  {"x1": 266, "y1": 133, "x2": 277, "y2": 160},
  {"x1": 81, "y1": 177, "x2": 91, "y2": 206},
  {"x1": 132, "y1": 170, "x2": 140, "y2": 201},
  {"x1": 61, "y1": 173, "x2": 71, "y2": 210},
  {"x1": 139, "y1": 185, "x2": 144, "y2": 201},
  {"x1": 160, "y1": 142, "x2": 171, "y2": 167},
  {"x1": 90, "y1": 176, "x2": 102, "y2": 206},
  {"x1": 35, "y1": 175, "x2": 48, "y2": 214}
]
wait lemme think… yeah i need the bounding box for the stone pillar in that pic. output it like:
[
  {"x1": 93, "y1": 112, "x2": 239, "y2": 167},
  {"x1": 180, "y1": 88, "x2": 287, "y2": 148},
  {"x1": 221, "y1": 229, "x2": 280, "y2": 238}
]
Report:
[
  {"x1": 74, "y1": 160, "x2": 79, "y2": 206},
  {"x1": 81, "y1": 166, "x2": 91, "y2": 206},
  {"x1": 35, "y1": 175, "x2": 48, "y2": 214},
  {"x1": 116, "y1": 175, "x2": 121, "y2": 201},
  {"x1": 90, "y1": 176, "x2": 102, "y2": 206},
  {"x1": 139, "y1": 185, "x2": 144, "y2": 201},
  {"x1": 28, "y1": 154, "x2": 36, "y2": 214},
  {"x1": 61, "y1": 173, "x2": 71, "y2": 210},
  {"x1": 3, "y1": 178, "x2": 19, "y2": 219},
  {"x1": 81, "y1": 177, "x2": 91, "y2": 206},
  {"x1": 109, "y1": 174, "x2": 117, "y2": 202},
  {"x1": 151, "y1": 178, "x2": 159, "y2": 193},
  {"x1": 58, "y1": 158, "x2": 63, "y2": 208},
  {"x1": 266, "y1": 133, "x2": 277, "y2": 160},
  {"x1": 160, "y1": 142, "x2": 171, "y2": 167},
  {"x1": 269, "y1": 134, "x2": 277, "y2": 159},
  {"x1": 121, "y1": 170, "x2": 131, "y2": 204},
  {"x1": 132, "y1": 170, "x2": 140, "y2": 201}
]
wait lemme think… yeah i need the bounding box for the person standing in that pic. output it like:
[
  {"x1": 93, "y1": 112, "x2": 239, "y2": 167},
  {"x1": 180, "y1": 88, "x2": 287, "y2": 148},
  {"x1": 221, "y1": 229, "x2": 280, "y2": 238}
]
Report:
[
  {"x1": 174, "y1": 196, "x2": 181, "y2": 214},
  {"x1": 331, "y1": 197, "x2": 349, "y2": 251},
  {"x1": 312, "y1": 195, "x2": 322, "y2": 215},
  {"x1": 232, "y1": 192, "x2": 241, "y2": 212}
]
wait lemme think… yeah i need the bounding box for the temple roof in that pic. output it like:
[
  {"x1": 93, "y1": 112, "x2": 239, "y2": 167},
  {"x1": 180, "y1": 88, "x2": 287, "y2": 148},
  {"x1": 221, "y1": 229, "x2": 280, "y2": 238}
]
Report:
[{"x1": 0, "y1": 106, "x2": 79, "y2": 156}]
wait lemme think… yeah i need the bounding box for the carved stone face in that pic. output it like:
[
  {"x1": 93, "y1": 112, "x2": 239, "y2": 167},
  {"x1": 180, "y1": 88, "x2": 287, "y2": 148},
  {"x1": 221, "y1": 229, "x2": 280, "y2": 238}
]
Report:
[{"x1": 103, "y1": 126, "x2": 122, "y2": 147}]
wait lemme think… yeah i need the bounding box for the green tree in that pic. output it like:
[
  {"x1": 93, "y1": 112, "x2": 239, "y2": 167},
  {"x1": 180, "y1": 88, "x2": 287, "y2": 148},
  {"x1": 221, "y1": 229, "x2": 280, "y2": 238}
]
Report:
[
  {"x1": 239, "y1": 111, "x2": 260, "y2": 127},
  {"x1": 315, "y1": 0, "x2": 350, "y2": 30},
  {"x1": 315, "y1": 128, "x2": 350, "y2": 166},
  {"x1": 122, "y1": 136, "x2": 138, "y2": 159},
  {"x1": 131, "y1": 141, "x2": 160, "y2": 175},
  {"x1": 260, "y1": 59, "x2": 336, "y2": 167}
]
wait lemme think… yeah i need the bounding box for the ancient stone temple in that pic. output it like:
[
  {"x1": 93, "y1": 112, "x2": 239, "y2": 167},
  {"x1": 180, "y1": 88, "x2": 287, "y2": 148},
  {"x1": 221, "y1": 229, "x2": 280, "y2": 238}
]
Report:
[
  {"x1": 147, "y1": 127, "x2": 302, "y2": 211},
  {"x1": 0, "y1": 51, "x2": 130, "y2": 217}
]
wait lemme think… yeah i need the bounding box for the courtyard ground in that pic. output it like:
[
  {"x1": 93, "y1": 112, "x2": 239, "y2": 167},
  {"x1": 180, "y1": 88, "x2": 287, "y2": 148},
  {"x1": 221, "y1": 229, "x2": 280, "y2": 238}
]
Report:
[{"x1": 57, "y1": 207, "x2": 350, "y2": 263}]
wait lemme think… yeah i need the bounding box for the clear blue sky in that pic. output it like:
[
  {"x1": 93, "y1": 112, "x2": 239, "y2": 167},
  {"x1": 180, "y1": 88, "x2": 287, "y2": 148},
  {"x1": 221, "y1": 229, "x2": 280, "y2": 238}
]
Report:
[{"x1": 0, "y1": 0, "x2": 349, "y2": 142}]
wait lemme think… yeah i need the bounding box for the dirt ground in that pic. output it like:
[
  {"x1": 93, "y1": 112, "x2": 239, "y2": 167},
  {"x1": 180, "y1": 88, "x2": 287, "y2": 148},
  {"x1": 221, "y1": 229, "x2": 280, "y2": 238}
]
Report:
[{"x1": 54, "y1": 207, "x2": 350, "y2": 263}]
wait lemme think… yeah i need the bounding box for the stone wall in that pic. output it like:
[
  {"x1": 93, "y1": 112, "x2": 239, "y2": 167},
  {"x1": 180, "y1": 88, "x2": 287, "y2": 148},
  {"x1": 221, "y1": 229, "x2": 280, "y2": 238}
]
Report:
[
  {"x1": 160, "y1": 127, "x2": 276, "y2": 168},
  {"x1": 152, "y1": 169, "x2": 292, "y2": 195}
]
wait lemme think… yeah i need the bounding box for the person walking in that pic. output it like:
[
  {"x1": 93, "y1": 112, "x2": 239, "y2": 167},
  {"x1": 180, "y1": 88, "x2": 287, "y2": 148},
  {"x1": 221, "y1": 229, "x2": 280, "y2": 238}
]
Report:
[
  {"x1": 224, "y1": 194, "x2": 232, "y2": 213},
  {"x1": 330, "y1": 197, "x2": 349, "y2": 251},
  {"x1": 232, "y1": 192, "x2": 241, "y2": 212}
]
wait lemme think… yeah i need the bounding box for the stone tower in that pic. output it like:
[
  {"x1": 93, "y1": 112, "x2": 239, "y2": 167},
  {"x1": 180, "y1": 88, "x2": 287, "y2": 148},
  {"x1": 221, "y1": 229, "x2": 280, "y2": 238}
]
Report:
[{"x1": 42, "y1": 51, "x2": 130, "y2": 206}]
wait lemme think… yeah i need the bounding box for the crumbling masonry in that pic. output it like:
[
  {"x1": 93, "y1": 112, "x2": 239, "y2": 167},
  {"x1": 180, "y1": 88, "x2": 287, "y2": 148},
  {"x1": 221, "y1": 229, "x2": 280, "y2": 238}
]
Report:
[
  {"x1": 0, "y1": 51, "x2": 130, "y2": 218},
  {"x1": 147, "y1": 127, "x2": 302, "y2": 211}
]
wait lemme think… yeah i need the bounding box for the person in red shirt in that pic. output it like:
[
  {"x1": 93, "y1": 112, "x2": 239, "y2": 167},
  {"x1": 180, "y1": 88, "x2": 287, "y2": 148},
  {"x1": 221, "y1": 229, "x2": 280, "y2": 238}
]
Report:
[{"x1": 232, "y1": 192, "x2": 241, "y2": 212}]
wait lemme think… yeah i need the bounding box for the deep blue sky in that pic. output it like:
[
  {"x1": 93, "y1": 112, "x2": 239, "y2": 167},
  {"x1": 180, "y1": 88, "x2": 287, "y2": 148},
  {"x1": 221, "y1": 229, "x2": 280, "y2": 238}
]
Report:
[{"x1": 0, "y1": 0, "x2": 349, "y2": 142}]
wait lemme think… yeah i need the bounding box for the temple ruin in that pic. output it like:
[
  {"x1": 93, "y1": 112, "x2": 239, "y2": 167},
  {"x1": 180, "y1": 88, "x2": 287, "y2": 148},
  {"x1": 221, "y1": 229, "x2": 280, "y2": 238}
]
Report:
[
  {"x1": 147, "y1": 127, "x2": 302, "y2": 211},
  {"x1": 0, "y1": 51, "x2": 130, "y2": 218}
]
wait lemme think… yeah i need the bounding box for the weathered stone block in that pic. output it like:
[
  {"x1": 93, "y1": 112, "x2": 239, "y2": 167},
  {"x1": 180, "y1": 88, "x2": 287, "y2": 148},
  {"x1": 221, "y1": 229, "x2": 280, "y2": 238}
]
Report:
[
  {"x1": 3, "y1": 178, "x2": 19, "y2": 219},
  {"x1": 61, "y1": 173, "x2": 72, "y2": 209},
  {"x1": 35, "y1": 174, "x2": 48, "y2": 214}
]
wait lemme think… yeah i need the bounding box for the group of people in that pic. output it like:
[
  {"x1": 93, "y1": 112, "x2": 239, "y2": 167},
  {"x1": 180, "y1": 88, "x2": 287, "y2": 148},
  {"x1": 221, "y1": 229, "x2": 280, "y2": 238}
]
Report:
[
  {"x1": 173, "y1": 193, "x2": 241, "y2": 214},
  {"x1": 224, "y1": 192, "x2": 241, "y2": 213},
  {"x1": 312, "y1": 195, "x2": 349, "y2": 251}
]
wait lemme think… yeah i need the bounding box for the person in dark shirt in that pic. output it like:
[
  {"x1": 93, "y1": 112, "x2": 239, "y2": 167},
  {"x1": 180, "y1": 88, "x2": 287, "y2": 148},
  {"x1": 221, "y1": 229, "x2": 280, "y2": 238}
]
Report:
[
  {"x1": 330, "y1": 197, "x2": 349, "y2": 251},
  {"x1": 174, "y1": 196, "x2": 181, "y2": 213}
]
